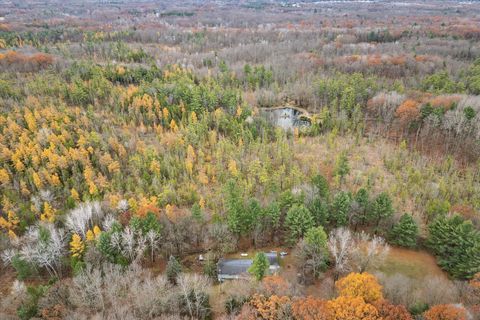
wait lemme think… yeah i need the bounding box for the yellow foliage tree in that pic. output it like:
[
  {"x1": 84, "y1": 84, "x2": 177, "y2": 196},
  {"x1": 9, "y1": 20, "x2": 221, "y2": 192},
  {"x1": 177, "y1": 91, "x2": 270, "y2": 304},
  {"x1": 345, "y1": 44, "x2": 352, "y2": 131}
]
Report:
[
  {"x1": 199, "y1": 197, "x2": 205, "y2": 209},
  {"x1": 8, "y1": 229, "x2": 17, "y2": 239},
  {"x1": 185, "y1": 159, "x2": 193, "y2": 175},
  {"x1": 236, "y1": 106, "x2": 243, "y2": 117},
  {"x1": 32, "y1": 171, "x2": 42, "y2": 189},
  {"x1": 228, "y1": 159, "x2": 239, "y2": 177},
  {"x1": 335, "y1": 272, "x2": 383, "y2": 303},
  {"x1": 190, "y1": 111, "x2": 197, "y2": 123},
  {"x1": 88, "y1": 182, "x2": 98, "y2": 195},
  {"x1": 0, "y1": 168, "x2": 9, "y2": 185},
  {"x1": 327, "y1": 296, "x2": 380, "y2": 320},
  {"x1": 93, "y1": 225, "x2": 101, "y2": 237},
  {"x1": 162, "y1": 107, "x2": 170, "y2": 120},
  {"x1": 86, "y1": 229, "x2": 95, "y2": 242},
  {"x1": 71, "y1": 188, "x2": 80, "y2": 201},
  {"x1": 108, "y1": 160, "x2": 121, "y2": 174},
  {"x1": 149, "y1": 159, "x2": 161, "y2": 174},
  {"x1": 170, "y1": 119, "x2": 178, "y2": 132},
  {"x1": 40, "y1": 202, "x2": 55, "y2": 222},
  {"x1": 70, "y1": 234, "x2": 85, "y2": 258},
  {"x1": 165, "y1": 204, "x2": 177, "y2": 221}
]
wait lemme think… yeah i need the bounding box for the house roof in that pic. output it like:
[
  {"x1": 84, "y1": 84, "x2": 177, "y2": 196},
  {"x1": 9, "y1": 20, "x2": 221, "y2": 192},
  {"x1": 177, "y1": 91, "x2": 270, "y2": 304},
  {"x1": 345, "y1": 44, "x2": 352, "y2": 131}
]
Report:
[
  {"x1": 217, "y1": 259, "x2": 252, "y2": 276},
  {"x1": 217, "y1": 252, "x2": 280, "y2": 276}
]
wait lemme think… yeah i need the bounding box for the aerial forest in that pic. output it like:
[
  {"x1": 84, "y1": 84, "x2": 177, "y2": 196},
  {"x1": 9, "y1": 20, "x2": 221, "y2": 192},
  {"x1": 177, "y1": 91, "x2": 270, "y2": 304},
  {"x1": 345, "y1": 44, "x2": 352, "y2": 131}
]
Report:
[{"x1": 0, "y1": 0, "x2": 479, "y2": 319}]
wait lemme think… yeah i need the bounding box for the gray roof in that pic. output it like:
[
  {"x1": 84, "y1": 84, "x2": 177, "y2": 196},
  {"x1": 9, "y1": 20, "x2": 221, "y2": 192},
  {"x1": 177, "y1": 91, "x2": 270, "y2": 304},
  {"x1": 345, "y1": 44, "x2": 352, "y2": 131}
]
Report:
[
  {"x1": 217, "y1": 253, "x2": 279, "y2": 276},
  {"x1": 265, "y1": 252, "x2": 279, "y2": 266},
  {"x1": 217, "y1": 259, "x2": 252, "y2": 276}
]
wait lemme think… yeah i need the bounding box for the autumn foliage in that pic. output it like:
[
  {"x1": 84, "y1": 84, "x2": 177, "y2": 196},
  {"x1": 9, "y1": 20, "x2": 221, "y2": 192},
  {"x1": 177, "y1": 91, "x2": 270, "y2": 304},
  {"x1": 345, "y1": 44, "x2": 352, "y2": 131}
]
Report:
[
  {"x1": 292, "y1": 296, "x2": 331, "y2": 320},
  {"x1": 0, "y1": 50, "x2": 54, "y2": 72},
  {"x1": 262, "y1": 275, "x2": 290, "y2": 296},
  {"x1": 335, "y1": 272, "x2": 383, "y2": 303},
  {"x1": 373, "y1": 299, "x2": 413, "y2": 320},
  {"x1": 423, "y1": 304, "x2": 468, "y2": 320},
  {"x1": 395, "y1": 99, "x2": 420, "y2": 123},
  {"x1": 327, "y1": 296, "x2": 380, "y2": 320},
  {"x1": 245, "y1": 294, "x2": 292, "y2": 320}
]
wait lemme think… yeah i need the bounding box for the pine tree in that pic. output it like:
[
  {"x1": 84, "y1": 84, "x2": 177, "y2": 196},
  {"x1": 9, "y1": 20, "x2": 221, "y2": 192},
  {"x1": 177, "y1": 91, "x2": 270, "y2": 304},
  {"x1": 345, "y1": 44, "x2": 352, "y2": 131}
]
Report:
[
  {"x1": 331, "y1": 191, "x2": 352, "y2": 227},
  {"x1": 225, "y1": 179, "x2": 246, "y2": 235},
  {"x1": 368, "y1": 192, "x2": 394, "y2": 226},
  {"x1": 334, "y1": 152, "x2": 350, "y2": 183},
  {"x1": 389, "y1": 214, "x2": 418, "y2": 248},
  {"x1": 428, "y1": 215, "x2": 480, "y2": 279},
  {"x1": 263, "y1": 201, "x2": 281, "y2": 229},
  {"x1": 248, "y1": 252, "x2": 270, "y2": 281},
  {"x1": 354, "y1": 188, "x2": 369, "y2": 225},
  {"x1": 166, "y1": 255, "x2": 182, "y2": 284},
  {"x1": 305, "y1": 226, "x2": 328, "y2": 249},
  {"x1": 299, "y1": 226, "x2": 329, "y2": 278},
  {"x1": 311, "y1": 173, "x2": 330, "y2": 199},
  {"x1": 285, "y1": 204, "x2": 315, "y2": 244},
  {"x1": 309, "y1": 197, "x2": 329, "y2": 226},
  {"x1": 191, "y1": 203, "x2": 204, "y2": 222}
]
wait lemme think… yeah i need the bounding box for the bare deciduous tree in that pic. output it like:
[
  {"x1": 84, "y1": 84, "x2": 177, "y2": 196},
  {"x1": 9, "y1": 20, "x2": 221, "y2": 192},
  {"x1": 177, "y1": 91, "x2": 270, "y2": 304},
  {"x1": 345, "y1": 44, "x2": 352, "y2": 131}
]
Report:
[
  {"x1": 177, "y1": 273, "x2": 211, "y2": 320},
  {"x1": 351, "y1": 232, "x2": 390, "y2": 273},
  {"x1": 328, "y1": 227, "x2": 353, "y2": 280},
  {"x1": 65, "y1": 202, "x2": 103, "y2": 238},
  {"x1": 18, "y1": 223, "x2": 67, "y2": 277}
]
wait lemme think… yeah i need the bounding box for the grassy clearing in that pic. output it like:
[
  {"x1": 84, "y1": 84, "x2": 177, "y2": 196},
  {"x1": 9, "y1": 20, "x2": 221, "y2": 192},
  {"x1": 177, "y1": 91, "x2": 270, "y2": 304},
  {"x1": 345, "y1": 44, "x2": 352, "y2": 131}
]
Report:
[{"x1": 377, "y1": 247, "x2": 447, "y2": 280}]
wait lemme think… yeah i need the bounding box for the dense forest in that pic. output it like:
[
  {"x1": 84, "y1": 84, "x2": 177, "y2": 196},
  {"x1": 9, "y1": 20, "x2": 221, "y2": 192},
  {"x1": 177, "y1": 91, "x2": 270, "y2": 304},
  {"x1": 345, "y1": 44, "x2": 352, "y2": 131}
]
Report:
[{"x1": 0, "y1": 0, "x2": 479, "y2": 319}]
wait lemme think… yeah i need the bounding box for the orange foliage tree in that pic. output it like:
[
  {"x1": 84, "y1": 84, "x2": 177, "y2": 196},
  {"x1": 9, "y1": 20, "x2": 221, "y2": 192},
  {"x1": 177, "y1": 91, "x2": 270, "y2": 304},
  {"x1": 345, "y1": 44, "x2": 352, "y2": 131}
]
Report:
[
  {"x1": 247, "y1": 294, "x2": 292, "y2": 320},
  {"x1": 262, "y1": 275, "x2": 290, "y2": 296},
  {"x1": 327, "y1": 296, "x2": 380, "y2": 320},
  {"x1": 0, "y1": 51, "x2": 54, "y2": 72},
  {"x1": 395, "y1": 99, "x2": 420, "y2": 124},
  {"x1": 292, "y1": 296, "x2": 331, "y2": 320},
  {"x1": 469, "y1": 273, "x2": 480, "y2": 313},
  {"x1": 373, "y1": 299, "x2": 413, "y2": 320},
  {"x1": 335, "y1": 272, "x2": 383, "y2": 303},
  {"x1": 423, "y1": 304, "x2": 468, "y2": 320}
]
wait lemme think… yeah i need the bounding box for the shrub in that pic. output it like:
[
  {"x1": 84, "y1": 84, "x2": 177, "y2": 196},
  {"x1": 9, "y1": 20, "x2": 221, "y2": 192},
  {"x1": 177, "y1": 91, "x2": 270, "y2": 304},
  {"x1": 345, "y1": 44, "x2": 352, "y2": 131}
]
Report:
[{"x1": 11, "y1": 256, "x2": 35, "y2": 280}]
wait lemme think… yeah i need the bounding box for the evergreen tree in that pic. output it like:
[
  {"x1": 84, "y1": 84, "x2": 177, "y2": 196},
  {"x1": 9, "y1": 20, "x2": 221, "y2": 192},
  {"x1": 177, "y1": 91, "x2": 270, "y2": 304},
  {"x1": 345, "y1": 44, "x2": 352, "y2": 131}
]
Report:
[
  {"x1": 389, "y1": 214, "x2": 418, "y2": 248},
  {"x1": 425, "y1": 198, "x2": 451, "y2": 223},
  {"x1": 129, "y1": 212, "x2": 162, "y2": 235},
  {"x1": 166, "y1": 255, "x2": 182, "y2": 284},
  {"x1": 297, "y1": 226, "x2": 329, "y2": 280},
  {"x1": 191, "y1": 203, "x2": 204, "y2": 222},
  {"x1": 369, "y1": 192, "x2": 394, "y2": 226},
  {"x1": 225, "y1": 179, "x2": 246, "y2": 235},
  {"x1": 305, "y1": 226, "x2": 328, "y2": 249},
  {"x1": 285, "y1": 204, "x2": 315, "y2": 244},
  {"x1": 354, "y1": 188, "x2": 370, "y2": 225},
  {"x1": 309, "y1": 197, "x2": 329, "y2": 226},
  {"x1": 248, "y1": 252, "x2": 270, "y2": 281},
  {"x1": 335, "y1": 152, "x2": 350, "y2": 183},
  {"x1": 427, "y1": 215, "x2": 480, "y2": 279},
  {"x1": 330, "y1": 191, "x2": 352, "y2": 227},
  {"x1": 311, "y1": 173, "x2": 330, "y2": 199},
  {"x1": 245, "y1": 198, "x2": 262, "y2": 230},
  {"x1": 263, "y1": 201, "x2": 281, "y2": 229}
]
